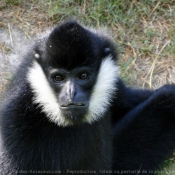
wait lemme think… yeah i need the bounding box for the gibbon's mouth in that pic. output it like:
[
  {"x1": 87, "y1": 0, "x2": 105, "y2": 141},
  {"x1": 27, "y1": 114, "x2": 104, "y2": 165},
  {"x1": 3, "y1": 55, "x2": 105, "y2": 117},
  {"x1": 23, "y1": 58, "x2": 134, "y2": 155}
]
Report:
[{"x1": 60, "y1": 102, "x2": 87, "y2": 108}]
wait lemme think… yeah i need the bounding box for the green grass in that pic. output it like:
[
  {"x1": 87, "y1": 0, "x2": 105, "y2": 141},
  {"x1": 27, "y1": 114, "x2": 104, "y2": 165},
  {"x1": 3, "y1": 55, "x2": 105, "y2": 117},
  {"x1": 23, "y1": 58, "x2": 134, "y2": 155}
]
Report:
[
  {"x1": 6, "y1": 0, "x2": 23, "y2": 5},
  {"x1": 47, "y1": 0, "x2": 124, "y2": 26}
]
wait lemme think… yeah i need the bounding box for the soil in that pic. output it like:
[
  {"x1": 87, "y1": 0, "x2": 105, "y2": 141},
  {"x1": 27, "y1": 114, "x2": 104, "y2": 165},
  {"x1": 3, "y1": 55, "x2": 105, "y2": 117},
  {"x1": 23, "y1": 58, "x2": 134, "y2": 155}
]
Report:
[{"x1": 0, "y1": 1, "x2": 53, "y2": 92}]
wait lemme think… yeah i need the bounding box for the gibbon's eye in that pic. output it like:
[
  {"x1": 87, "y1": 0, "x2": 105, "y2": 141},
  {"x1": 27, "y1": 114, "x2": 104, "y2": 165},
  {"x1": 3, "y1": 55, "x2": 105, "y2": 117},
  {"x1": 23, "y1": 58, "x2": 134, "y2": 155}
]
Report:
[
  {"x1": 79, "y1": 73, "x2": 88, "y2": 80},
  {"x1": 53, "y1": 75, "x2": 64, "y2": 82}
]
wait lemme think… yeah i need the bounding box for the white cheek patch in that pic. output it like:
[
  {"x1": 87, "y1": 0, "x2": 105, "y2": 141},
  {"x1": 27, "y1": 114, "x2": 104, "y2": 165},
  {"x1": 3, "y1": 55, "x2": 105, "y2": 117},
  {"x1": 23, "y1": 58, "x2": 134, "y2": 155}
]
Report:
[
  {"x1": 27, "y1": 56, "x2": 119, "y2": 126},
  {"x1": 86, "y1": 56, "x2": 119, "y2": 123},
  {"x1": 27, "y1": 61, "x2": 70, "y2": 126}
]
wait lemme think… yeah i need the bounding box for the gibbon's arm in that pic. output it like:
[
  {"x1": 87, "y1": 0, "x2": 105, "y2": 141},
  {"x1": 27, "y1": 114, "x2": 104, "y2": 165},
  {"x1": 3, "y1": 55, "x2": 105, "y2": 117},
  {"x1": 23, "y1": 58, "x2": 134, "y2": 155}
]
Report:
[
  {"x1": 112, "y1": 84, "x2": 175, "y2": 174},
  {"x1": 111, "y1": 79, "x2": 154, "y2": 123}
]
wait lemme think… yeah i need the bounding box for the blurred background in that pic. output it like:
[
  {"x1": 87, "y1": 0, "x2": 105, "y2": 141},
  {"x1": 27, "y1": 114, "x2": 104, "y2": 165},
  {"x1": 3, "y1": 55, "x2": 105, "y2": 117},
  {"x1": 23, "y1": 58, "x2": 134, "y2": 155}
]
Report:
[{"x1": 0, "y1": 1, "x2": 175, "y2": 172}]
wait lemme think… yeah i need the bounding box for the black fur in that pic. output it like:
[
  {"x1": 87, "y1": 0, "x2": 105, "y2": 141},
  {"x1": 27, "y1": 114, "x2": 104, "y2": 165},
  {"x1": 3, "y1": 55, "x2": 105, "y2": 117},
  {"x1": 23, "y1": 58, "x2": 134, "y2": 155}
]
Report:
[
  {"x1": 112, "y1": 82, "x2": 175, "y2": 174},
  {"x1": 0, "y1": 20, "x2": 114, "y2": 175},
  {"x1": 1, "y1": 20, "x2": 175, "y2": 175}
]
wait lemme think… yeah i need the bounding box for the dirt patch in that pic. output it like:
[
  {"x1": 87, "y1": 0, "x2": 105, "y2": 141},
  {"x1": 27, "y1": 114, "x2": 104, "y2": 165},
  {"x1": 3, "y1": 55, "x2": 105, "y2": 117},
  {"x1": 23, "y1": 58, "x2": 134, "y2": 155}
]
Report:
[{"x1": 0, "y1": 1, "x2": 54, "y2": 92}]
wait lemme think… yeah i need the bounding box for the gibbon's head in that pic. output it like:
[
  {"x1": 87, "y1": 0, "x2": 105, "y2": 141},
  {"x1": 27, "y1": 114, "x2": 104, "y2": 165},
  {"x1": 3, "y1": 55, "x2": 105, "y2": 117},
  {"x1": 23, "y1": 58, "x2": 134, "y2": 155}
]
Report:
[{"x1": 27, "y1": 20, "x2": 119, "y2": 126}]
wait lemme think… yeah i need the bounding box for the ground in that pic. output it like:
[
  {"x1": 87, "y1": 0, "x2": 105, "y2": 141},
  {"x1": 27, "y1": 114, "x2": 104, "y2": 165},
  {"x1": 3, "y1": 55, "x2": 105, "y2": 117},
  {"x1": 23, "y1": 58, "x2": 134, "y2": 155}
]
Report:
[{"x1": 0, "y1": 0, "x2": 175, "y2": 173}]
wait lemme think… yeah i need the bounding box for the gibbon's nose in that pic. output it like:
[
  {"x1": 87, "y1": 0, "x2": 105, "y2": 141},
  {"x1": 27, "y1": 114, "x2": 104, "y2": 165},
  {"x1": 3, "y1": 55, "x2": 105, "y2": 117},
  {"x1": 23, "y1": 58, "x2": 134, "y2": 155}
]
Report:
[{"x1": 66, "y1": 80, "x2": 76, "y2": 100}]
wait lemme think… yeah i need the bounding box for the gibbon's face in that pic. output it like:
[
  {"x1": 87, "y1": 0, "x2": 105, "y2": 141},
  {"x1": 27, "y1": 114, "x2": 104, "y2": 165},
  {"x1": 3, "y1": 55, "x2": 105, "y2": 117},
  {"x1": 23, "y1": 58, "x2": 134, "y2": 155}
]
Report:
[{"x1": 27, "y1": 21, "x2": 119, "y2": 126}]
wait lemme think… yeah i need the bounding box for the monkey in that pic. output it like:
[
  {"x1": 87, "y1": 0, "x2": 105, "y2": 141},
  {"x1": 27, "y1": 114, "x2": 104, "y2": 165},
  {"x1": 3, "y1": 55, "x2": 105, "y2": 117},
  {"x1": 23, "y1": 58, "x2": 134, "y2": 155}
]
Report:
[
  {"x1": 1, "y1": 20, "x2": 175, "y2": 175},
  {"x1": 0, "y1": 20, "x2": 119, "y2": 174}
]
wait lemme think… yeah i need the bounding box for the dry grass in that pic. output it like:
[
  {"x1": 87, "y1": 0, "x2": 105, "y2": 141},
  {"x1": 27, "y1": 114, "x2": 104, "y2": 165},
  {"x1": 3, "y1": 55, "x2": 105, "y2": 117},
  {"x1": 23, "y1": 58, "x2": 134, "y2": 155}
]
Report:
[{"x1": 0, "y1": 0, "x2": 53, "y2": 91}]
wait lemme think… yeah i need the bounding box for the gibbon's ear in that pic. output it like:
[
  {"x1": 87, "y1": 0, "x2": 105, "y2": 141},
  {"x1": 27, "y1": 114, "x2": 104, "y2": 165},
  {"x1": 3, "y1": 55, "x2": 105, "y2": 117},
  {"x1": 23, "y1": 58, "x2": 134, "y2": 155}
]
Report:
[
  {"x1": 34, "y1": 52, "x2": 40, "y2": 62},
  {"x1": 33, "y1": 41, "x2": 44, "y2": 63},
  {"x1": 103, "y1": 47, "x2": 111, "y2": 56}
]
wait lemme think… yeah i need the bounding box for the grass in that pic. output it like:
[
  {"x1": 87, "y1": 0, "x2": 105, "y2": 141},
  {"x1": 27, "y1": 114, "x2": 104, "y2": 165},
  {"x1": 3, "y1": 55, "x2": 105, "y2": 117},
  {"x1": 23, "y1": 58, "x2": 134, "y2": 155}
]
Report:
[
  {"x1": 1, "y1": 0, "x2": 175, "y2": 173},
  {"x1": 5, "y1": 0, "x2": 23, "y2": 5}
]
